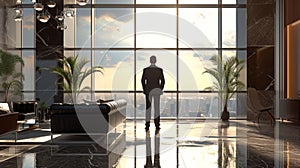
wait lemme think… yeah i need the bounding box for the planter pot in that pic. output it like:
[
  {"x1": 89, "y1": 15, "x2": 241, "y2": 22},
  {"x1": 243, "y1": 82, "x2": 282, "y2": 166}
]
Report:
[
  {"x1": 221, "y1": 106, "x2": 230, "y2": 121},
  {"x1": 38, "y1": 109, "x2": 48, "y2": 122}
]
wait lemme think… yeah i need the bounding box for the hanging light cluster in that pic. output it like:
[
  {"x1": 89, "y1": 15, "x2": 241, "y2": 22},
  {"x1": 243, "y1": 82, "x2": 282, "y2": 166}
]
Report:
[
  {"x1": 33, "y1": 0, "x2": 56, "y2": 24},
  {"x1": 13, "y1": 0, "x2": 89, "y2": 30}
]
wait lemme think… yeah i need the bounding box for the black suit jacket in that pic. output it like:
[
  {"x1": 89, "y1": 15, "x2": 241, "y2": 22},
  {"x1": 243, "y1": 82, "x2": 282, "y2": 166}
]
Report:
[{"x1": 141, "y1": 66, "x2": 165, "y2": 95}]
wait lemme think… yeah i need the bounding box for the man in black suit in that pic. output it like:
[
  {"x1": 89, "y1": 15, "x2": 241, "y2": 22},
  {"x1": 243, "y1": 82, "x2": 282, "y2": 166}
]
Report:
[{"x1": 141, "y1": 56, "x2": 165, "y2": 131}]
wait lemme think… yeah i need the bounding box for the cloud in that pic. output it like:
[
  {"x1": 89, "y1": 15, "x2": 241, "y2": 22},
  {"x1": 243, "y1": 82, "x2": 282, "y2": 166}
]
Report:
[
  {"x1": 95, "y1": 8, "x2": 133, "y2": 22},
  {"x1": 23, "y1": 15, "x2": 34, "y2": 30},
  {"x1": 80, "y1": 16, "x2": 92, "y2": 23},
  {"x1": 96, "y1": 15, "x2": 122, "y2": 32},
  {"x1": 94, "y1": 51, "x2": 133, "y2": 68},
  {"x1": 94, "y1": 14, "x2": 134, "y2": 47}
]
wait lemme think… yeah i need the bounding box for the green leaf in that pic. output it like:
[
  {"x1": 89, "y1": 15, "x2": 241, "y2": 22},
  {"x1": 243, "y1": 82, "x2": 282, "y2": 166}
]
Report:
[
  {"x1": 203, "y1": 54, "x2": 245, "y2": 113},
  {"x1": 50, "y1": 55, "x2": 104, "y2": 103}
]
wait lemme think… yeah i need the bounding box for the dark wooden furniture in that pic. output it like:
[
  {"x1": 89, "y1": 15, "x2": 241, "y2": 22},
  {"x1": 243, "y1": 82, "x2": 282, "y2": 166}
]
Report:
[{"x1": 0, "y1": 112, "x2": 19, "y2": 142}]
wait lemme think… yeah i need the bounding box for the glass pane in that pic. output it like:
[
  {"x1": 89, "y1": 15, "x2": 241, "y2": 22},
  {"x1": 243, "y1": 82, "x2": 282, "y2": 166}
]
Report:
[
  {"x1": 94, "y1": 50, "x2": 134, "y2": 90},
  {"x1": 63, "y1": 50, "x2": 76, "y2": 57},
  {"x1": 136, "y1": 93, "x2": 145, "y2": 118},
  {"x1": 22, "y1": 8, "x2": 34, "y2": 48},
  {"x1": 65, "y1": 0, "x2": 76, "y2": 5},
  {"x1": 236, "y1": 8, "x2": 247, "y2": 48},
  {"x1": 23, "y1": 50, "x2": 35, "y2": 91},
  {"x1": 76, "y1": 8, "x2": 91, "y2": 48},
  {"x1": 63, "y1": 93, "x2": 72, "y2": 103},
  {"x1": 0, "y1": 50, "x2": 22, "y2": 101},
  {"x1": 77, "y1": 50, "x2": 92, "y2": 92},
  {"x1": 179, "y1": 93, "x2": 220, "y2": 118},
  {"x1": 223, "y1": 50, "x2": 236, "y2": 60},
  {"x1": 115, "y1": 92, "x2": 134, "y2": 118},
  {"x1": 64, "y1": 13, "x2": 75, "y2": 48},
  {"x1": 95, "y1": 92, "x2": 134, "y2": 118},
  {"x1": 179, "y1": 8, "x2": 218, "y2": 48},
  {"x1": 65, "y1": 0, "x2": 91, "y2": 4},
  {"x1": 222, "y1": 8, "x2": 236, "y2": 48},
  {"x1": 22, "y1": 0, "x2": 34, "y2": 4},
  {"x1": 179, "y1": 50, "x2": 218, "y2": 91},
  {"x1": 136, "y1": 8, "x2": 176, "y2": 48},
  {"x1": 236, "y1": 92, "x2": 247, "y2": 118},
  {"x1": 23, "y1": 93, "x2": 35, "y2": 101},
  {"x1": 179, "y1": 0, "x2": 218, "y2": 4},
  {"x1": 222, "y1": 50, "x2": 246, "y2": 118},
  {"x1": 237, "y1": 50, "x2": 247, "y2": 91},
  {"x1": 63, "y1": 50, "x2": 92, "y2": 103},
  {"x1": 136, "y1": 50, "x2": 176, "y2": 91},
  {"x1": 237, "y1": 0, "x2": 247, "y2": 4},
  {"x1": 6, "y1": 8, "x2": 21, "y2": 48},
  {"x1": 223, "y1": 0, "x2": 236, "y2": 4},
  {"x1": 227, "y1": 93, "x2": 237, "y2": 117},
  {"x1": 136, "y1": 93, "x2": 177, "y2": 118},
  {"x1": 94, "y1": 0, "x2": 133, "y2": 4},
  {"x1": 95, "y1": 8, "x2": 134, "y2": 48},
  {"x1": 137, "y1": 0, "x2": 175, "y2": 4}
]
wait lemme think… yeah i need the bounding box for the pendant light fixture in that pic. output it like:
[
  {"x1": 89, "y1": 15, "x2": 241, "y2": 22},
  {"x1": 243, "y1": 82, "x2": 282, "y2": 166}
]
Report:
[
  {"x1": 34, "y1": 2, "x2": 44, "y2": 11},
  {"x1": 46, "y1": 1, "x2": 56, "y2": 8},
  {"x1": 76, "y1": 0, "x2": 89, "y2": 6},
  {"x1": 37, "y1": 10, "x2": 51, "y2": 23}
]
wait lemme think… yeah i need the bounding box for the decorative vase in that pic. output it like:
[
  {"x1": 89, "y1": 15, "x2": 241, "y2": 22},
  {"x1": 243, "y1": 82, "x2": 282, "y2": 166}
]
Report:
[{"x1": 221, "y1": 105, "x2": 230, "y2": 121}]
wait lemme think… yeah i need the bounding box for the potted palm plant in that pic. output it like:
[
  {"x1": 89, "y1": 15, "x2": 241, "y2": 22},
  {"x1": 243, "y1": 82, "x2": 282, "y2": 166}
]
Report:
[
  {"x1": 203, "y1": 55, "x2": 245, "y2": 121},
  {"x1": 0, "y1": 49, "x2": 24, "y2": 102},
  {"x1": 51, "y1": 55, "x2": 103, "y2": 104},
  {"x1": 38, "y1": 101, "x2": 48, "y2": 122}
]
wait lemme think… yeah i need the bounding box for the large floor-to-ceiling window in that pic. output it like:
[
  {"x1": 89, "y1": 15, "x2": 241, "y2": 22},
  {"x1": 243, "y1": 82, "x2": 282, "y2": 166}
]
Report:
[
  {"x1": 63, "y1": 0, "x2": 247, "y2": 119},
  {"x1": 4, "y1": 1, "x2": 35, "y2": 102}
]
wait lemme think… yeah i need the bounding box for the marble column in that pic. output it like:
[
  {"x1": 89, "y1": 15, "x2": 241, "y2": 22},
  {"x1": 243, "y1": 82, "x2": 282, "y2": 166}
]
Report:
[
  {"x1": 35, "y1": 1, "x2": 64, "y2": 105},
  {"x1": 247, "y1": 0, "x2": 276, "y2": 120}
]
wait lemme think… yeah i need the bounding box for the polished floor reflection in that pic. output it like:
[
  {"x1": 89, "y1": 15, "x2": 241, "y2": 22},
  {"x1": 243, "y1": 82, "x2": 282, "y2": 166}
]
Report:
[{"x1": 0, "y1": 120, "x2": 300, "y2": 167}]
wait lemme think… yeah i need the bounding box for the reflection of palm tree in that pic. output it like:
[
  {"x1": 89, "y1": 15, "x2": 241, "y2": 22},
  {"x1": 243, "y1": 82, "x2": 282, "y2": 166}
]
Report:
[
  {"x1": 218, "y1": 121, "x2": 235, "y2": 168},
  {"x1": 144, "y1": 131, "x2": 161, "y2": 168}
]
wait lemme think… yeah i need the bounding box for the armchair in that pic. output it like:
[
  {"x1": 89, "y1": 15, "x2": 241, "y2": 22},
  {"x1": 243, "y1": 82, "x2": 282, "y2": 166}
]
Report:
[{"x1": 247, "y1": 88, "x2": 275, "y2": 125}]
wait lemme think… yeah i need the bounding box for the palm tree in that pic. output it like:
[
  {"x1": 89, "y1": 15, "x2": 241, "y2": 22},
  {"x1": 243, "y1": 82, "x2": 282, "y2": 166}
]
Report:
[
  {"x1": 51, "y1": 55, "x2": 103, "y2": 104},
  {"x1": 203, "y1": 55, "x2": 245, "y2": 120},
  {"x1": 0, "y1": 49, "x2": 24, "y2": 102}
]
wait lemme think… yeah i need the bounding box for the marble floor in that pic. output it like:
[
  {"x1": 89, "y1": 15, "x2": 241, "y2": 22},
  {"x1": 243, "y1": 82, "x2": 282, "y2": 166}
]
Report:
[{"x1": 0, "y1": 120, "x2": 300, "y2": 167}]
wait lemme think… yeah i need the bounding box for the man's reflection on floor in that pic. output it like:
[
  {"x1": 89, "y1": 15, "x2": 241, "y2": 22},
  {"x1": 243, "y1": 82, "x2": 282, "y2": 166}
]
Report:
[{"x1": 145, "y1": 130, "x2": 161, "y2": 168}]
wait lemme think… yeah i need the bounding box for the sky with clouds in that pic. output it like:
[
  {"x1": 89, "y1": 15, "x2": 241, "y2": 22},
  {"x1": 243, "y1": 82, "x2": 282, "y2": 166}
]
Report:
[{"x1": 18, "y1": 3, "x2": 245, "y2": 92}]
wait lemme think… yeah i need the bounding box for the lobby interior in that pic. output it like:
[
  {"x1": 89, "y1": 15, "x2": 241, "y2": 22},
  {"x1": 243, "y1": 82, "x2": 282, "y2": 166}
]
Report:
[{"x1": 1, "y1": 0, "x2": 300, "y2": 167}]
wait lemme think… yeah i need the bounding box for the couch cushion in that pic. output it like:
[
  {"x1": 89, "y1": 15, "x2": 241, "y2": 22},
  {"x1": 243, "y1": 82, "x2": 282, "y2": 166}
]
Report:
[
  {"x1": 0, "y1": 103, "x2": 11, "y2": 110},
  {"x1": 0, "y1": 103, "x2": 11, "y2": 114},
  {"x1": 13, "y1": 101, "x2": 37, "y2": 114},
  {"x1": 50, "y1": 103, "x2": 111, "y2": 115}
]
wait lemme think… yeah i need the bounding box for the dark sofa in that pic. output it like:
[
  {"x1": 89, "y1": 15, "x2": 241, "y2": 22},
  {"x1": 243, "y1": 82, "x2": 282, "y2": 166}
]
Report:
[
  {"x1": 12, "y1": 101, "x2": 37, "y2": 121},
  {"x1": 50, "y1": 99, "x2": 127, "y2": 136}
]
